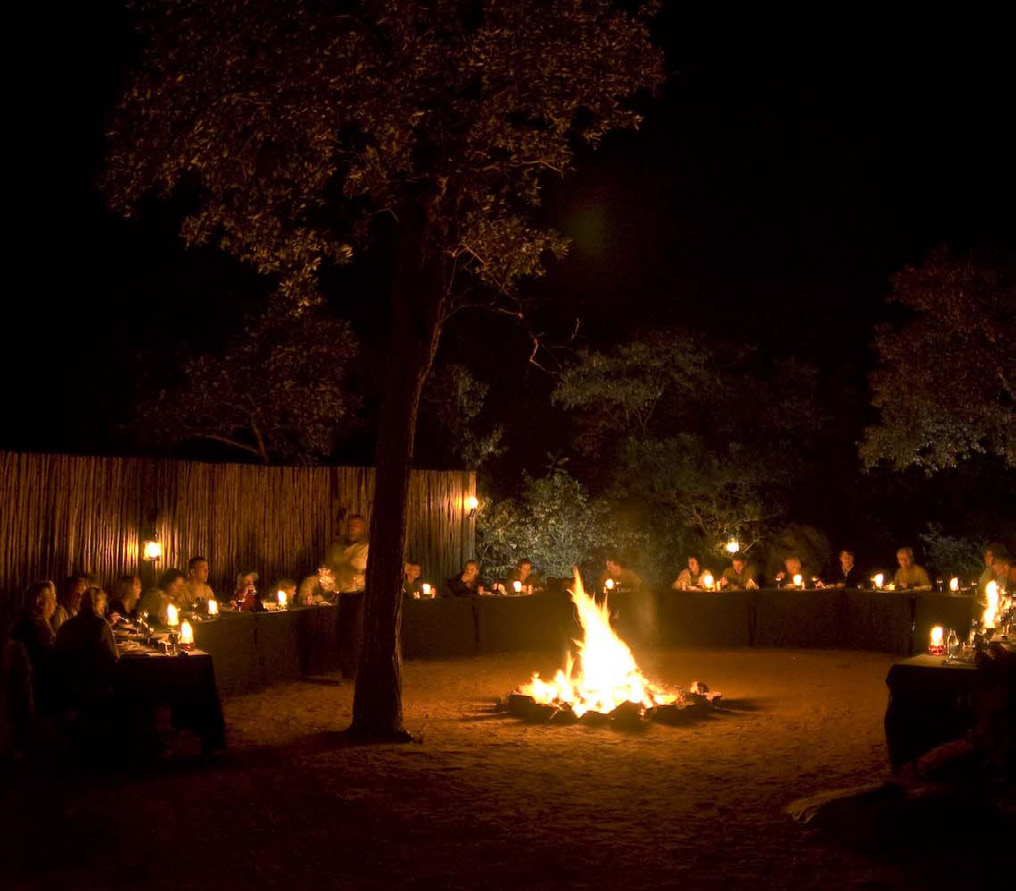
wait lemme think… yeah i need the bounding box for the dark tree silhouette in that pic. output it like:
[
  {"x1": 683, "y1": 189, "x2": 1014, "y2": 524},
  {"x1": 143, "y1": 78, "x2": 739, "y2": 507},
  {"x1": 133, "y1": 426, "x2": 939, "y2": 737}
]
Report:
[
  {"x1": 104, "y1": 0, "x2": 664, "y2": 738},
  {"x1": 861, "y1": 248, "x2": 1015, "y2": 473}
]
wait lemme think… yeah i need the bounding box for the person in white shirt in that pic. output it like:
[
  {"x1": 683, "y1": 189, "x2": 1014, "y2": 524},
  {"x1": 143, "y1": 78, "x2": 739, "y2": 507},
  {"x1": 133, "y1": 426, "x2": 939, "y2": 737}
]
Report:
[
  {"x1": 328, "y1": 514, "x2": 369, "y2": 679},
  {"x1": 181, "y1": 556, "x2": 215, "y2": 609}
]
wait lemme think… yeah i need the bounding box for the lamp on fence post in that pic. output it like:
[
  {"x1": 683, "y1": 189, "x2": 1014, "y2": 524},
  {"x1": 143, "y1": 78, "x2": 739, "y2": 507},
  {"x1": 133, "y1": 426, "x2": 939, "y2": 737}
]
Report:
[{"x1": 142, "y1": 536, "x2": 162, "y2": 588}]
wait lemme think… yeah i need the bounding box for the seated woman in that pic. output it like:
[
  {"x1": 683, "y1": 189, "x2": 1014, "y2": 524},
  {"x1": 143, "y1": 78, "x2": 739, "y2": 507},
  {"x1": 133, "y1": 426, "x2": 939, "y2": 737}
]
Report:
[
  {"x1": 893, "y1": 547, "x2": 931, "y2": 591},
  {"x1": 299, "y1": 566, "x2": 337, "y2": 605},
  {"x1": 52, "y1": 575, "x2": 87, "y2": 632},
  {"x1": 507, "y1": 558, "x2": 544, "y2": 594},
  {"x1": 54, "y1": 586, "x2": 119, "y2": 712},
  {"x1": 672, "y1": 555, "x2": 706, "y2": 590},
  {"x1": 403, "y1": 561, "x2": 423, "y2": 599},
  {"x1": 108, "y1": 575, "x2": 142, "y2": 622},
  {"x1": 139, "y1": 569, "x2": 187, "y2": 624},
  {"x1": 443, "y1": 561, "x2": 484, "y2": 597}
]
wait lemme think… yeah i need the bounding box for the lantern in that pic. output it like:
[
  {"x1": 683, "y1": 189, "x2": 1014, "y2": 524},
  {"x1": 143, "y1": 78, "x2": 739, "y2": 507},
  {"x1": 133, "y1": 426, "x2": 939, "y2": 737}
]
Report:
[
  {"x1": 792, "y1": 573, "x2": 803, "y2": 588},
  {"x1": 421, "y1": 582, "x2": 432, "y2": 599},
  {"x1": 513, "y1": 580, "x2": 522, "y2": 595},
  {"x1": 166, "y1": 603, "x2": 179, "y2": 627},
  {"x1": 604, "y1": 578, "x2": 615, "y2": 594},
  {"x1": 701, "y1": 571, "x2": 715, "y2": 591},
  {"x1": 179, "y1": 620, "x2": 194, "y2": 649},
  {"x1": 949, "y1": 577, "x2": 959, "y2": 592},
  {"x1": 277, "y1": 590, "x2": 288, "y2": 610},
  {"x1": 142, "y1": 539, "x2": 162, "y2": 561},
  {"x1": 207, "y1": 598, "x2": 219, "y2": 616},
  {"x1": 465, "y1": 495, "x2": 479, "y2": 518},
  {"x1": 725, "y1": 538, "x2": 740, "y2": 554},
  {"x1": 872, "y1": 573, "x2": 884, "y2": 590},
  {"x1": 928, "y1": 625, "x2": 945, "y2": 655}
]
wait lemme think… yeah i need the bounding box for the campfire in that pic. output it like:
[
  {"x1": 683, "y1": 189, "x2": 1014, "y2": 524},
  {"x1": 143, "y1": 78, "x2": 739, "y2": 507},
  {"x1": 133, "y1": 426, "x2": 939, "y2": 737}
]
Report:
[{"x1": 506, "y1": 570, "x2": 719, "y2": 726}]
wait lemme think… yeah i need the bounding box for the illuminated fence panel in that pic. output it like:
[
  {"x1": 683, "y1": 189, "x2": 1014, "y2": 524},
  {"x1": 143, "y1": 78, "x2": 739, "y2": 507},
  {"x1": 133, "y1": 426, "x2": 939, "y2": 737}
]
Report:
[{"x1": 0, "y1": 451, "x2": 475, "y2": 633}]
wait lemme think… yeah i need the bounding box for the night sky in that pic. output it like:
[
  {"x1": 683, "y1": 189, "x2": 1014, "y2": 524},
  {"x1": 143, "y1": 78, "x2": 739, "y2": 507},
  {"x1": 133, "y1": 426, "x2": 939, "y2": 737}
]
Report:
[{"x1": 6, "y1": 4, "x2": 1014, "y2": 491}]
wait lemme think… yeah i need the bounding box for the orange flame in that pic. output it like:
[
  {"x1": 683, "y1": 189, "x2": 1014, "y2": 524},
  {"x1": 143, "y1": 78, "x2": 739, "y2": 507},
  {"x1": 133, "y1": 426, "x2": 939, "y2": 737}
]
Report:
[{"x1": 518, "y1": 570, "x2": 675, "y2": 718}]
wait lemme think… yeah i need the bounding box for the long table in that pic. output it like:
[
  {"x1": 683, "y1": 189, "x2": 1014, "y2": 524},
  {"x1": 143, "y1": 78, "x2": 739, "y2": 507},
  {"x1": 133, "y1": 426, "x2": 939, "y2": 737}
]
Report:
[{"x1": 182, "y1": 590, "x2": 981, "y2": 696}]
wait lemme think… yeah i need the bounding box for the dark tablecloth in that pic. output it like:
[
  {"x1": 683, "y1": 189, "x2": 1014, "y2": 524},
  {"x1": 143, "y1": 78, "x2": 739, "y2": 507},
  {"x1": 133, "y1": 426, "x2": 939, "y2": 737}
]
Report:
[
  {"x1": 657, "y1": 590, "x2": 754, "y2": 647},
  {"x1": 754, "y1": 588, "x2": 844, "y2": 649},
  {"x1": 401, "y1": 598, "x2": 478, "y2": 660},
  {"x1": 476, "y1": 594, "x2": 576, "y2": 655},
  {"x1": 115, "y1": 649, "x2": 225, "y2": 750}
]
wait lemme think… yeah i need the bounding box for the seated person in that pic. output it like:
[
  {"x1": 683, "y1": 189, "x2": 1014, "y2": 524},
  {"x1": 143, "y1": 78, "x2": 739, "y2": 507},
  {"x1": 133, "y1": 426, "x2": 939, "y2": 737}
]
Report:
[
  {"x1": 299, "y1": 566, "x2": 337, "y2": 605},
  {"x1": 11, "y1": 579, "x2": 57, "y2": 675},
  {"x1": 108, "y1": 575, "x2": 142, "y2": 622},
  {"x1": 824, "y1": 549, "x2": 863, "y2": 589},
  {"x1": 443, "y1": 560, "x2": 485, "y2": 597},
  {"x1": 992, "y1": 553, "x2": 1012, "y2": 594},
  {"x1": 774, "y1": 556, "x2": 809, "y2": 587},
  {"x1": 507, "y1": 558, "x2": 544, "y2": 594},
  {"x1": 139, "y1": 569, "x2": 187, "y2": 624},
  {"x1": 977, "y1": 543, "x2": 1006, "y2": 599},
  {"x1": 893, "y1": 547, "x2": 931, "y2": 590},
  {"x1": 234, "y1": 571, "x2": 262, "y2": 611},
  {"x1": 604, "y1": 557, "x2": 643, "y2": 592},
  {"x1": 403, "y1": 561, "x2": 423, "y2": 599},
  {"x1": 181, "y1": 556, "x2": 214, "y2": 609},
  {"x1": 52, "y1": 575, "x2": 88, "y2": 632},
  {"x1": 54, "y1": 586, "x2": 118, "y2": 711},
  {"x1": 672, "y1": 555, "x2": 706, "y2": 590},
  {"x1": 720, "y1": 553, "x2": 758, "y2": 590}
]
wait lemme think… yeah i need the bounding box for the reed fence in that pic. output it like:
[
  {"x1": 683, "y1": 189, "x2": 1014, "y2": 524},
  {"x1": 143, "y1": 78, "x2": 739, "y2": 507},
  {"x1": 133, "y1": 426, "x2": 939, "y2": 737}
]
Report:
[{"x1": 0, "y1": 451, "x2": 475, "y2": 633}]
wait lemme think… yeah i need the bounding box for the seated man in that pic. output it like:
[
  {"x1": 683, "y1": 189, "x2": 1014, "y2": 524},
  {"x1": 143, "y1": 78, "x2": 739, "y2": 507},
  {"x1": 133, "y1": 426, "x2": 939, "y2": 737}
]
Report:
[
  {"x1": 893, "y1": 547, "x2": 931, "y2": 591},
  {"x1": 403, "y1": 561, "x2": 423, "y2": 599},
  {"x1": 507, "y1": 558, "x2": 544, "y2": 594},
  {"x1": 52, "y1": 575, "x2": 88, "y2": 632},
  {"x1": 299, "y1": 566, "x2": 337, "y2": 605},
  {"x1": 672, "y1": 555, "x2": 706, "y2": 590},
  {"x1": 443, "y1": 560, "x2": 485, "y2": 597},
  {"x1": 825, "y1": 549, "x2": 863, "y2": 589},
  {"x1": 992, "y1": 553, "x2": 1012, "y2": 594},
  {"x1": 977, "y1": 543, "x2": 1006, "y2": 599},
  {"x1": 181, "y1": 556, "x2": 214, "y2": 609},
  {"x1": 108, "y1": 575, "x2": 142, "y2": 621},
  {"x1": 720, "y1": 553, "x2": 758, "y2": 590},
  {"x1": 774, "y1": 555, "x2": 809, "y2": 587},
  {"x1": 139, "y1": 569, "x2": 187, "y2": 625},
  {"x1": 604, "y1": 557, "x2": 642, "y2": 592}
]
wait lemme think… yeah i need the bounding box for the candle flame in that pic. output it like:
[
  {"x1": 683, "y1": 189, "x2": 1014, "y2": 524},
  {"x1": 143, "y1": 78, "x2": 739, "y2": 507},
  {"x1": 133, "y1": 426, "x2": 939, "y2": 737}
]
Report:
[
  {"x1": 180, "y1": 620, "x2": 194, "y2": 646},
  {"x1": 930, "y1": 626, "x2": 943, "y2": 645},
  {"x1": 277, "y1": 590, "x2": 288, "y2": 609},
  {"x1": 984, "y1": 581, "x2": 999, "y2": 629},
  {"x1": 207, "y1": 598, "x2": 218, "y2": 616},
  {"x1": 166, "y1": 603, "x2": 179, "y2": 627},
  {"x1": 872, "y1": 573, "x2": 884, "y2": 589}
]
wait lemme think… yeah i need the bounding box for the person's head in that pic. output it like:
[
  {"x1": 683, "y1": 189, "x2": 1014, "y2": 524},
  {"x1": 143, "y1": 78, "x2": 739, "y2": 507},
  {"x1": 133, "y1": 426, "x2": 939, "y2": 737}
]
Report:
[
  {"x1": 731, "y1": 553, "x2": 746, "y2": 572},
  {"x1": 404, "y1": 562, "x2": 422, "y2": 583},
  {"x1": 461, "y1": 561, "x2": 480, "y2": 583},
  {"x1": 606, "y1": 557, "x2": 623, "y2": 577},
  {"x1": 188, "y1": 556, "x2": 209, "y2": 583},
  {"x1": 517, "y1": 558, "x2": 533, "y2": 580},
  {"x1": 317, "y1": 565, "x2": 335, "y2": 591},
  {"x1": 59, "y1": 576, "x2": 87, "y2": 610},
  {"x1": 235, "y1": 571, "x2": 258, "y2": 593},
  {"x1": 784, "y1": 555, "x2": 802, "y2": 575},
  {"x1": 985, "y1": 543, "x2": 1006, "y2": 568},
  {"x1": 839, "y1": 550, "x2": 855, "y2": 571},
  {"x1": 346, "y1": 514, "x2": 366, "y2": 543},
  {"x1": 113, "y1": 575, "x2": 142, "y2": 609},
  {"x1": 277, "y1": 578, "x2": 297, "y2": 597},
  {"x1": 159, "y1": 569, "x2": 187, "y2": 598},
  {"x1": 27, "y1": 580, "x2": 57, "y2": 621},
  {"x1": 80, "y1": 586, "x2": 108, "y2": 618},
  {"x1": 688, "y1": 555, "x2": 702, "y2": 575},
  {"x1": 896, "y1": 547, "x2": 914, "y2": 569}
]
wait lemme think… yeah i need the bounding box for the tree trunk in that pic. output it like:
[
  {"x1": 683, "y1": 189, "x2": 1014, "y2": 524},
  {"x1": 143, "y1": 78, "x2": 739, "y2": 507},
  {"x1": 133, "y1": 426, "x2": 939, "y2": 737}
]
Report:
[{"x1": 350, "y1": 232, "x2": 443, "y2": 739}]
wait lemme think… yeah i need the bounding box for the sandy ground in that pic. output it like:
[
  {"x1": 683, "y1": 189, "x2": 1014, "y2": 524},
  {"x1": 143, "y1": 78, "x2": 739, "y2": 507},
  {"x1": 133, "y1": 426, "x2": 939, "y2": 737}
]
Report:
[{"x1": 2, "y1": 648, "x2": 943, "y2": 889}]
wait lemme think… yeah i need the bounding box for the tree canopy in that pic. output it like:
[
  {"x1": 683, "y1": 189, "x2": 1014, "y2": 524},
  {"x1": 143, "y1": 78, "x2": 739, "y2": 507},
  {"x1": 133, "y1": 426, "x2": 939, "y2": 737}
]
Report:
[{"x1": 861, "y1": 248, "x2": 1015, "y2": 473}]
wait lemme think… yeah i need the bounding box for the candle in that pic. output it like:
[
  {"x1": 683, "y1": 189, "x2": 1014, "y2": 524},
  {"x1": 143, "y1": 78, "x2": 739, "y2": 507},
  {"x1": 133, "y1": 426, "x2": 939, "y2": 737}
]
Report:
[
  {"x1": 277, "y1": 590, "x2": 288, "y2": 609},
  {"x1": 792, "y1": 573, "x2": 803, "y2": 588},
  {"x1": 513, "y1": 580, "x2": 522, "y2": 594},
  {"x1": 605, "y1": 578, "x2": 615, "y2": 593},
  {"x1": 180, "y1": 620, "x2": 194, "y2": 648},
  {"x1": 421, "y1": 582, "x2": 431, "y2": 599},
  {"x1": 949, "y1": 577, "x2": 959, "y2": 592},
  {"x1": 207, "y1": 598, "x2": 219, "y2": 616},
  {"x1": 928, "y1": 625, "x2": 945, "y2": 654},
  {"x1": 166, "y1": 603, "x2": 179, "y2": 627},
  {"x1": 701, "y1": 571, "x2": 715, "y2": 590},
  {"x1": 872, "y1": 573, "x2": 884, "y2": 590}
]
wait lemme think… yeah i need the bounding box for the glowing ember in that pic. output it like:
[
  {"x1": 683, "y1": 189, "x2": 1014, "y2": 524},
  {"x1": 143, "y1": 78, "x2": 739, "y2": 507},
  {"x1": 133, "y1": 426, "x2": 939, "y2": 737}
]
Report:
[{"x1": 516, "y1": 571, "x2": 677, "y2": 719}]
